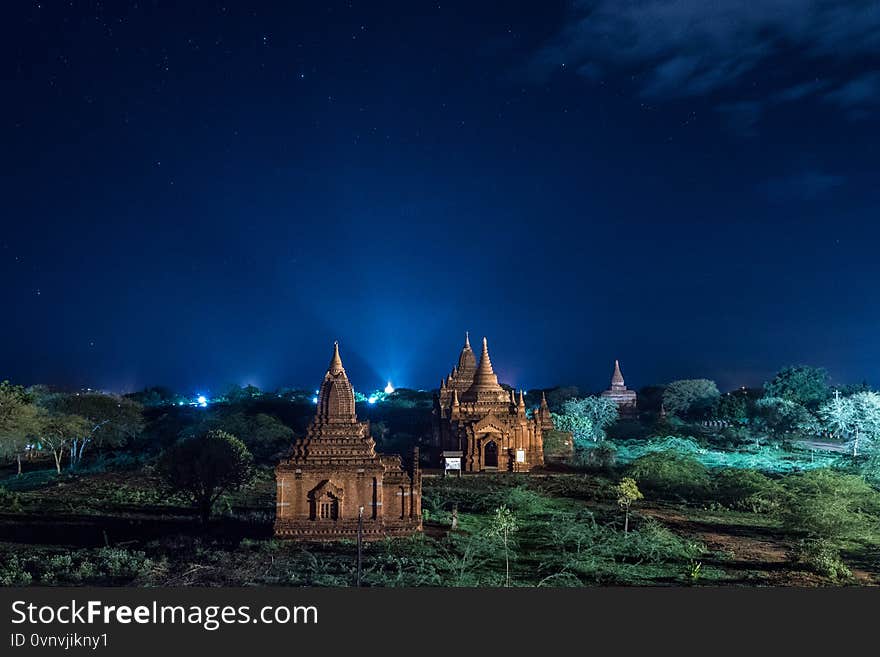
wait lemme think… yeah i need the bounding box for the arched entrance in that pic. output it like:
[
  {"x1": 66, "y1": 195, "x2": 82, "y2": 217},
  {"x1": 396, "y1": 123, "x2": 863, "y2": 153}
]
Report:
[{"x1": 484, "y1": 440, "x2": 498, "y2": 469}]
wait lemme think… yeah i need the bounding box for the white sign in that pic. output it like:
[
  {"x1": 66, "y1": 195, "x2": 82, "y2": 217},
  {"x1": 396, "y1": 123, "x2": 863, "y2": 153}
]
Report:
[
  {"x1": 444, "y1": 457, "x2": 462, "y2": 470},
  {"x1": 516, "y1": 449, "x2": 526, "y2": 463}
]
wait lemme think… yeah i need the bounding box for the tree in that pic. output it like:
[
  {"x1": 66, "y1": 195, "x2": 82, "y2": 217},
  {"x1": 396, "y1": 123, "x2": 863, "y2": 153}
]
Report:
[
  {"x1": 820, "y1": 391, "x2": 880, "y2": 457},
  {"x1": 158, "y1": 430, "x2": 253, "y2": 524},
  {"x1": 755, "y1": 396, "x2": 812, "y2": 438},
  {"x1": 124, "y1": 386, "x2": 181, "y2": 407},
  {"x1": 764, "y1": 366, "x2": 829, "y2": 410},
  {"x1": 551, "y1": 396, "x2": 619, "y2": 447},
  {"x1": 543, "y1": 386, "x2": 581, "y2": 412},
  {"x1": 38, "y1": 413, "x2": 91, "y2": 474},
  {"x1": 714, "y1": 392, "x2": 748, "y2": 424},
  {"x1": 616, "y1": 477, "x2": 643, "y2": 534},
  {"x1": 550, "y1": 412, "x2": 593, "y2": 448},
  {"x1": 0, "y1": 381, "x2": 42, "y2": 475},
  {"x1": 487, "y1": 505, "x2": 518, "y2": 587},
  {"x1": 186, "y1": 411, "x2": 293, "y2": 461},
  {"x1": 50, "y1": 393, "x2": 144, "y2": 468},
  {"x1": 662, "y1": 379, "x2": 720, "y2": 418}
]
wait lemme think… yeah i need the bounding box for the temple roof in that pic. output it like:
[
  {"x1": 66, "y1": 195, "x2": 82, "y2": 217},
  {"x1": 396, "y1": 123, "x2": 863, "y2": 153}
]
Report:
[
  {"x1": 461, "y1": 337, "x2": 508, "y2": 402},
  {"x1": 314, "y1": 341, "x2": 358, "y2": 425},
  {"x1": 611, "y1": 359, "x2": 625, "y2": 388},
  {"x1": 456, "y1": 331, "x2": 477, "y2": 372}
]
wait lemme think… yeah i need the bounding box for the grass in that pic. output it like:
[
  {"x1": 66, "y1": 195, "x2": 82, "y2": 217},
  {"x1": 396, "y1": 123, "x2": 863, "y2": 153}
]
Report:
[{"x1": 1, "y1": 460, "x2": 879, "y2": 586}]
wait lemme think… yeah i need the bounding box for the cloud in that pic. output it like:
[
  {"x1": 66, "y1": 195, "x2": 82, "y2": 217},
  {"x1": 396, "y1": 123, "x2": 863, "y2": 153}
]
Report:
[
  {"x1": 528, "y1": 1, "x2": 880, "y2": 126},
  {"x1": 823, "y1": 71, "x2": 880, "y2": 118}
]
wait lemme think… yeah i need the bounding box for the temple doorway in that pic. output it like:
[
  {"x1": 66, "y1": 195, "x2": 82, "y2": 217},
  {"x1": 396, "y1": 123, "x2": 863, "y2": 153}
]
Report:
[{"x1": 484, "y1": 440, "x2": 498, "y2": 468}]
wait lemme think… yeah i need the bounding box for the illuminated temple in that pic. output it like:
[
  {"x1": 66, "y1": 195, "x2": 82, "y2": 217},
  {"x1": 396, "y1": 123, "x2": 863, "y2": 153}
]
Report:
[
  {"x1": 600, "y1": 359, "x2": 637, "y2": 414},
  {"x1": 432, "y1": 334, "x2": 548, "y2": 472},
  {"x1": 274, "y1": 342, "x2": 422, "y2": 540}
]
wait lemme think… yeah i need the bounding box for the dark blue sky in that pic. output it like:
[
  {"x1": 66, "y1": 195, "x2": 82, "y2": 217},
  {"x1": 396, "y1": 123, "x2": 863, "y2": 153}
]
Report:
[{"x1": 3, "y1": 1, "x2": 880, "y2": 395}]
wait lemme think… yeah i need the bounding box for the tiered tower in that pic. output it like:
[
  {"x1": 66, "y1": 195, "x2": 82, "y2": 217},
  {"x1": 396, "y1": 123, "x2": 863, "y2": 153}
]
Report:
[
  {"x1": 275, "y1": 342, "x2": 421, "y2": 540},
  {"x1": 433, "y1": 334, "x2": 546, "y2": 472},
  {"x1": 600, "y1": 359, "x2": 638, "y2": 415}
]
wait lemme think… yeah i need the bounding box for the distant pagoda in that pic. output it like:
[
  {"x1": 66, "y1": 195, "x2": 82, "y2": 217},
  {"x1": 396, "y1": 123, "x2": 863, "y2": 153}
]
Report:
[
  {"x1": 432, "y1": 333, "x2": 546, "y2": 472},
  {"x1": 600, "y1": 359, "x2": 637, "y2": 415},
  {"x1": 274, "y1": 342, "x2": 422, "y2": 540}
]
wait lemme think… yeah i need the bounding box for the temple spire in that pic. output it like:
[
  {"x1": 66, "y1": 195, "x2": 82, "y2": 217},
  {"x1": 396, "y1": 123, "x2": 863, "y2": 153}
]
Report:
[
  {"x1": 541, "y1": 390, "x2": 549, "y2": 409},
  {"x1": 314, "y1": 341, "x2": 357, "y2": 424},
  {"x1": 329, "y1": 341, "x2": 344, "y2": 374},
  {"x1": 611, "y1": 359, "x2": 625, "y2": 388},
  {"x1": 518, "y1": 389, "x2": 525, "y2": 409},
  {"x1": 464, "y1": 331, "x2": 471, "y2": 349}
]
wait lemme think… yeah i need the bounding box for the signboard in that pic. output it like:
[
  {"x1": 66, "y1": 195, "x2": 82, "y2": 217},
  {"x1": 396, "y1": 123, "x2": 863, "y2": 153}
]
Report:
[
  {"x1": 442, "y1": 450, "x2": 463, "y2": 476},
  {"x1": 516, "y1": 449, "x2": 526, "y2": 463}
]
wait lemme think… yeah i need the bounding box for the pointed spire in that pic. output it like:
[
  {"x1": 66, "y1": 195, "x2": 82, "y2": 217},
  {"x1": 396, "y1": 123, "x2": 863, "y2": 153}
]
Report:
[
  {"x1": 315, "y1": 341, "x2": 356, "y2": 424},
  {"x1": 541, "y1": 390, "x2": 549, "y2": 409},
  {"x1": 480, "y1": 337, "x2": 493, "y2": 371},
  {"x1": 611, "y1": 359, "x2": 625, "y2": 388},
  {"x1": 518, "y1": 389, "x2": 525, "y2": 408},
  {"x1": 452, "y1": 388, "x2": 459, "y2": 406},
  {"x1": 510, "y1": 389, "x2": 516, "y2": 404},
  {"x1": 464, "y1": 331, "x2": 471, "y2": 350},
  {"x1": 329, "y1": 341, "x2": 344, "y2": 374}
]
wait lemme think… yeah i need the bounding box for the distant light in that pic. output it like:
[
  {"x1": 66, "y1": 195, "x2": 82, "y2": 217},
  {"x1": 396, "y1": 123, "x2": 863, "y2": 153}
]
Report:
[
  {"x1": 197, "y1": 395, "x2": 207, "y2": 407},
  {"x1": 384, "y1": 381, "x2": 395, "y2": 394},
  {"x1": 368, "y1": 395, "x2": 377, "y2": 404},
  {"x1": 312, "y1": 396, "x2": 318, "y2": 404}
]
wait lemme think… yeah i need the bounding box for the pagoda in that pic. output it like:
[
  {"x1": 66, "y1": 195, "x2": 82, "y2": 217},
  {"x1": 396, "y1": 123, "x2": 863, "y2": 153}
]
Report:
[
  {"x1": 600, "y1": 359, "x2": 638, "y2": 415},
  {"x1": 432, "y1": 334, "x2": 546, "y2": 472},
  {"x1": 274, "y1": 342, "x2": 422, "y2": 540}
]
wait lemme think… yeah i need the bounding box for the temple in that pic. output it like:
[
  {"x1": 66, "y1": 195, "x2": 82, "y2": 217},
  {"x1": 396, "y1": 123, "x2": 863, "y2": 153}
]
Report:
[
  {"x1": 432, "y1": 333, "x2": 546, "y2": 472},
  {"x1": 274, "y1": 342, "x2": 422, "y2": 540},
  {"x1": 600, "y1": 359, "x2": 637, "y2": 414}
]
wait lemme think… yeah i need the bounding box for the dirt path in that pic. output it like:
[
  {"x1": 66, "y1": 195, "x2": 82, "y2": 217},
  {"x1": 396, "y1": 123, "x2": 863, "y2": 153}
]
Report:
[{"x1": 640, "y1": 504, "x2": 836, "y2": 586}]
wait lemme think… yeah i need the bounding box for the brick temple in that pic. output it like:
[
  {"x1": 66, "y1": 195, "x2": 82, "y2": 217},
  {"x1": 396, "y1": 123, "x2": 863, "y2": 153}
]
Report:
[
  {"x1": 600, "y1": 359, "x2": 637, "y2": 414},
  {"x1": 274, "y1": 342, "x2": 422, "y2": 540},
  {"x1": 432, "y1": 333, "x2": 548, "y2": 472}
]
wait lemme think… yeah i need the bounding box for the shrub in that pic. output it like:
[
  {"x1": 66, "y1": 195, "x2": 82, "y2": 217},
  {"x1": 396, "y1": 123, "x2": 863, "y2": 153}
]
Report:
[
  {"x1": 790, "y1": 539, "x2": 852, "y2": 581},
  {"x1": 0, "y1": 555, "x2": 33, "y2": 586},
  {"x1": 571, "y1": 443, "x2": 617, "y2": 471},
  {"x1": 626, "y1": 451, "x2": 711, "y2": 500},
  {"x1": 713, "y1": 469, "x2": 782, "y2": 513},
  {"x1": 778, "y1": 469, "x2": 880, "y2": 540},
  {"x1": 503, "y1": 486, "x2": 552, "y2": 517}
]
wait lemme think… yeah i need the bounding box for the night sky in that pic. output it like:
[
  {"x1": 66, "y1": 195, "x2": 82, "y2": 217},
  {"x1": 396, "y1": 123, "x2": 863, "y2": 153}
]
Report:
[{"x1": 4, "y1": 1, "x2": 880, "y2": 396}]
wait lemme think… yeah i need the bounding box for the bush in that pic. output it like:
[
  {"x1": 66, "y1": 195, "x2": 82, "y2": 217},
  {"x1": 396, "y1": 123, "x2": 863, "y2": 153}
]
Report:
[
  {"x1": 790, "y1": 539, "x2": 852, "y2": 581},
  {"x1": 626, "y1": 451, "x2": 711, "y2": 500},
  {"x1": 713, "y1": 469, "x2": 782, "y2": 513},
  {"x1": 542, "y1": 430, "x2": 573, "y2": 458},
  {"x1": 779, "y1": 469, "x2": 880, "y2": 540},
  {"x1": 571, "y1": 443, "x2": 617, "y2": 471}
]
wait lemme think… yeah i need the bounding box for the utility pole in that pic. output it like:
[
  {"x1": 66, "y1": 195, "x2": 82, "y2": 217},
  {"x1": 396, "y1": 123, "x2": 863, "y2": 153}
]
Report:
[{"x1": 357, "y1": 505, "x2": 364, "y2": 587}]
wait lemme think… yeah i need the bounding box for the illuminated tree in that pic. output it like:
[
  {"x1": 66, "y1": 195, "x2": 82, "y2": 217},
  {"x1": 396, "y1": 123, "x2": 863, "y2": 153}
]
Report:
[
  {"x1": 551, "y1": 396, "x2": 619, "y2": 447},
  {"x1": 755, "y1": 396, "x2": 812, "y2": 438},
  {"x1": 820, "y1": 391, "x2": 880, "y2": 457},
  {"x1": 487, "y1": 505, "x2": 519, "y2": 587},
  {"x1": 616, "y1": 477, "x2": 643, "y2": 534},
  {"x1": 662, "y1": 379, "x2": 720, "y2": 418},
  {"x1": 0, "y1": 381, "x2": 42, "y2": 476},
  {"x1": 764, "y1": 366, "x2": 829, "y2": 410},
  {"x1": 158, "y1": 430, "x2": 253, "y2": 524},
  {"x1": 48, "y1": 393, "x2": 144, "y2": 468},
  {"x1": 38, "y1": 413, "x2": 91, "y2": 474}
]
